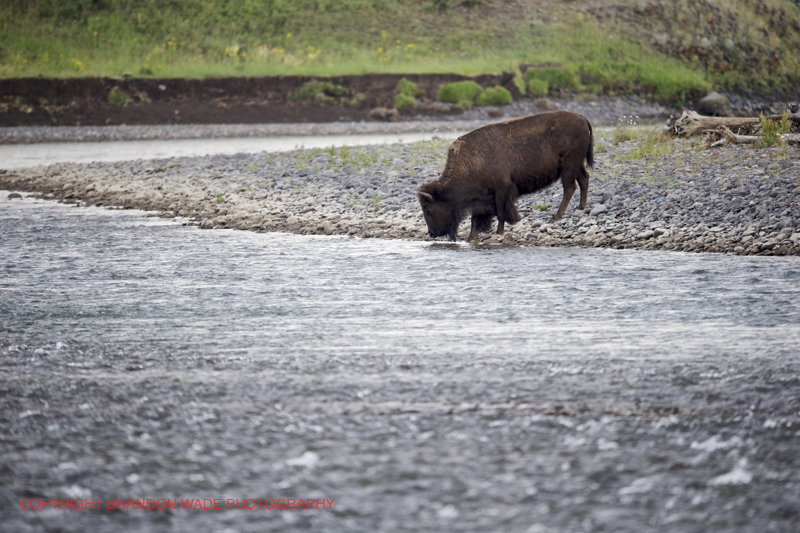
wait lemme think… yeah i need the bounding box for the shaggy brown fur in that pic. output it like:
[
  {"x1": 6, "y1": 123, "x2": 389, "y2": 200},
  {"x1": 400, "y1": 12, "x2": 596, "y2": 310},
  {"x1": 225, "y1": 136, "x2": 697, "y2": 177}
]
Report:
[{"x1": 418, "y1": 111, "x2": 593, "y2": 241}]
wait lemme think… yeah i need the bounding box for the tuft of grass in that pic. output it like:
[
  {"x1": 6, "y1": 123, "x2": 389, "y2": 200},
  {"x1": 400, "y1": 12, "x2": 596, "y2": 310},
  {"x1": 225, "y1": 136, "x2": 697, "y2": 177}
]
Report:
[
  {"x1": 287, "y1": 81, "x2": 346, "y2": 102},
  {"x1": 532, "y1": 202, "x2": 551, "y2": 212},
  {"x1": 394, "y1": 93, "x2": 416, "y2": 110},
  {"x1": 108, "y1": 86, "x2": 132, "y2": 105},
  {"x1": 396, "y1": 78, "x2": 425, "y2": 98},
  {"x1": 524, "y1": 65, "x2": 579, "y2": 93},
  {"x1": 526, "y1": 78, "x2": 548, "y2": 97},
  {"x1": 477, "y1": 85, "x2": 512, "y2": 106},
  {"x1": 756, "y1": 112, "x2": 792, "y2": 149},
  {"x1": 437, "y1": 80, "x2": 483, "y2": 109}
]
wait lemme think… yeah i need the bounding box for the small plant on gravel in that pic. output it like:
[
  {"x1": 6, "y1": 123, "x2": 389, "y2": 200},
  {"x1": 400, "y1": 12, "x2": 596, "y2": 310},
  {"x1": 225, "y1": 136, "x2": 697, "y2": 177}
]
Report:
[
  {"x1": 756, "y1": 112, "x2": 792, "y2": 148},
  {"x1": 612, "y1": 115, "x2": 640, "y2": 143},
  {"x1": 477, "y1": 86, "x2": 512, "y2": 106},
  {"x1": 594, "y1": 141, "x2": 607, "y2": 154},
  {"x1": 621, "y1": 129, "x2": 673, "y2": 160},
  {"x1": 108, "y1": 87, "x2": 132, "y2": 105},
  {"x1": 437, "y1": 81, "x2": 483, "y2": 109},
  {"x1": 532, "y1": 202, "x2": 551, "y2": 212},
  {"x1": 216, "y1": 193, "x2": 225, "y2": 203}
]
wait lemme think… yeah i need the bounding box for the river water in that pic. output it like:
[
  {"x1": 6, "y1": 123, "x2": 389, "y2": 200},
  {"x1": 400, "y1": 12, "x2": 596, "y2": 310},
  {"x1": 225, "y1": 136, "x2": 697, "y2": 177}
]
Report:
[
  {"x1": 2, "y1": 192, "x2": 800, "y2": 532},
  {"x1": 0, "y1": 132, "x2": 457, "y2": 169}
]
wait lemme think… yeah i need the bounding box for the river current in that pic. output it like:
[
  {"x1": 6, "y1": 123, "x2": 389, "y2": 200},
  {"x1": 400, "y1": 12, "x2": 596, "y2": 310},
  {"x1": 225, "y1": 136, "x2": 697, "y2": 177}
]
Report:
[{"x1": 2, "y1": 192, "x2": 799, "y2": 532}]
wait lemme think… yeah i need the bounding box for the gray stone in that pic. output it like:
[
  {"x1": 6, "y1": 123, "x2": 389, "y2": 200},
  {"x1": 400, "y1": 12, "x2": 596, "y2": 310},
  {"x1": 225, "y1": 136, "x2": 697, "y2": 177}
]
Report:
[
  {"x1": 697, "y1": 92, "x2": 733, "y2": 117},
  {"x1": 532, "y1": 98, "x2": 558, "y2": 111},
  {"x1": 590, "y1": 204, "x2": 608, "y2": 216}
]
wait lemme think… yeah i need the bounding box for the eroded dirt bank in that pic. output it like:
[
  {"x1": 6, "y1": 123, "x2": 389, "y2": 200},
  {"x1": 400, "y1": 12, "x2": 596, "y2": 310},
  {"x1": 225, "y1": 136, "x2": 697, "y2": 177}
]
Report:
[{"x1": 0, "y1": 73, "x2": 521, "y2": 127}]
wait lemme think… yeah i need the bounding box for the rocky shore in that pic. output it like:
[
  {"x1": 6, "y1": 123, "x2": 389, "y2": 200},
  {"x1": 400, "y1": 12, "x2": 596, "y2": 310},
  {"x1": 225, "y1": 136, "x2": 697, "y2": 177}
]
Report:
[{"x1": 2, "y1": 129, "x2": 799, "y2": 256}]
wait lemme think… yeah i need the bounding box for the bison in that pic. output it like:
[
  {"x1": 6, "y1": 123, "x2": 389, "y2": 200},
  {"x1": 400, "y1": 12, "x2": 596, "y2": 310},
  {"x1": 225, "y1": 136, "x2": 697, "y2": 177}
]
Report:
[{"x1": 417, "y1": 111, "x2": 594, "y2": 241}]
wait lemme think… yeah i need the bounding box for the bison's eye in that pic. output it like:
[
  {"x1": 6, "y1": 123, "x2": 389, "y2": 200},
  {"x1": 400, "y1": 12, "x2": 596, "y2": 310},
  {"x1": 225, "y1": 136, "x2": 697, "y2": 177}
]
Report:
[{"x1": 425, "y1": 207, "x2": 432, "y2": 214}]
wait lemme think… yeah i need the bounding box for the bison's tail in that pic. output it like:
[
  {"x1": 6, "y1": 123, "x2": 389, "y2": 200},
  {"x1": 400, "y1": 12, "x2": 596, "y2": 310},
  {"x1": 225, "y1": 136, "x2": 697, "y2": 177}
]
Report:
[{"x1": 586, "y1": 120, "x2": 595, "y2": 169}]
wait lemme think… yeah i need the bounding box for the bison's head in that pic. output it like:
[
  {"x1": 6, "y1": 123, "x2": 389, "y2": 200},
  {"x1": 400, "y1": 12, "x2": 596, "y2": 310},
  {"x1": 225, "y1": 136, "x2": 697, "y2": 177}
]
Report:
[{"x1": 418, "y1": 186, "x2": 457, "y2": 241}]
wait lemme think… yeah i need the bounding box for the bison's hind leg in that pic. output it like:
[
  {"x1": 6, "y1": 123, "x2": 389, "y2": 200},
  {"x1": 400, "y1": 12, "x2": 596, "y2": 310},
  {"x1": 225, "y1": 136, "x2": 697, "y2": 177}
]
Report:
[
  {"x1": 553, "y1": 170, "x2": 578, "y2": 221},
  {"x1": 577, "y1": 167, "x2": 590, "y2": 210}
]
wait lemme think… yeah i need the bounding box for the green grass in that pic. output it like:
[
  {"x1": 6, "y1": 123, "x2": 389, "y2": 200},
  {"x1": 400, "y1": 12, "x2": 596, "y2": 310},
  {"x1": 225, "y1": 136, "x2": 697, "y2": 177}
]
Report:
[
  {"x1": 618, "y1": 129, "x2": 674, "y2": 160},
  {"x1": 394, "y1": 93, "x2": 416, "y2": 110},
  {"x1": 437, "y1": 80, "x2": 483, "y2": 109},
  {"x1": 477, "y1": 86, "x2": 512, "y2": 106},
  {"x1": 107, "y1": 86, "x2": 132, "y2": 104},
  {"x1": 2, "y1": 1, "x2": 798, "y2": 99},
  {"x1": 396, "y1": 77, "x2": 425, "y2": 98}
]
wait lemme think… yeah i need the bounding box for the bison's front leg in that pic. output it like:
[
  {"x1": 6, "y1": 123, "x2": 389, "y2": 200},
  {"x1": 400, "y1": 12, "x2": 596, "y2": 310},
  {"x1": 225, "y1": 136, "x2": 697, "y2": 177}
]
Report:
[
  {"x1": 495, "y1": 185, "x2": 521, "y2": 234},
  {"x1": 467, "y1": 216, "x2": 479, "y2": 242},
  {"x1": 468, "y1": 213, "x2": 494, "y2": 242}
]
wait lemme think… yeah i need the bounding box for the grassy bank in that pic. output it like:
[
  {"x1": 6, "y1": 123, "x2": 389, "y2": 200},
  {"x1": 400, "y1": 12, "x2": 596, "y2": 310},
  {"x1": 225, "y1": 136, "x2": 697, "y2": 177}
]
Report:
[{"x1": 2, "y1": 0, "x2": 799, "y2": 101}]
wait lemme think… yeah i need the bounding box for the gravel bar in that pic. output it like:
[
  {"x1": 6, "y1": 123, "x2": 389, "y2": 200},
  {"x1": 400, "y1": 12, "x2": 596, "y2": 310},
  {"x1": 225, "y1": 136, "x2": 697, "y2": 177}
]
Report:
[{"x1": 2, "y1": 130, "x2": 799, "y2": 256}]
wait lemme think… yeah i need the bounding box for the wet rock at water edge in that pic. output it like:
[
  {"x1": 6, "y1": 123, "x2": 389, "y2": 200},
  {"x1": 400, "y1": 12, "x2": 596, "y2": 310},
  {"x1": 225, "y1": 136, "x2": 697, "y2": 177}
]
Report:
[{"x1": 8, "y1": 193, "x2": 23, "y2": 199}]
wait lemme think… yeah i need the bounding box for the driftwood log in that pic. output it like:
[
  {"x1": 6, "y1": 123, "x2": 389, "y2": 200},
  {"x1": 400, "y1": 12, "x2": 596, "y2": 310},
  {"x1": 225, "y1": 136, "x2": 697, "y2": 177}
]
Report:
[
  {"x1": 706, "y1": 126, "x2": 800, "y2": 148},
  {"x1": 668, "y1": 110, "x2": 760, "y2": 137},
  {"x1": 781, "y1": 133, "x2": 800, "y2": 145},
  {"x1": 707, "y1": 126, "x2": 757, "y2": 148}
]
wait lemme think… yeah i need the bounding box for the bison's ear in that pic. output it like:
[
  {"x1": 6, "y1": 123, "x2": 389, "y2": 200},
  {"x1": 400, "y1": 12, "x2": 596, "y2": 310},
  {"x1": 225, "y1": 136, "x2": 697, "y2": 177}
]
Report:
[{"x1": 418, "y1": 191, "x2": 434, "y2": 205}]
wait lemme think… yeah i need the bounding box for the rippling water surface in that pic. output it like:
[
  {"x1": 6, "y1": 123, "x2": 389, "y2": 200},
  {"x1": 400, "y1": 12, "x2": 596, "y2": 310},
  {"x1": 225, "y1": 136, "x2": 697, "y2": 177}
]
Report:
[
  {"x1": 4, "y1": 194, "x2": 798, "y2": 360},
  {"x1": 2, "y1": 193, "x2": 799, "y2": 532}
]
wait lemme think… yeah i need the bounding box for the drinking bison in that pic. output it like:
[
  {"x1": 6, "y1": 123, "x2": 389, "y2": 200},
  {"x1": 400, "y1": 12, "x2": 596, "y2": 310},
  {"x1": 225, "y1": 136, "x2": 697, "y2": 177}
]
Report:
[{"x1": 417, "y1": 111, "x2": 593, "y2": 241}]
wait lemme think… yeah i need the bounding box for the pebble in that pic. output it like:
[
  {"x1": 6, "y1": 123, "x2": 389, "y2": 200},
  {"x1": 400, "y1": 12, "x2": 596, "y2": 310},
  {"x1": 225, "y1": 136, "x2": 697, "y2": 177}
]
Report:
[{"x1": 0, "y1": 131, "x2": 798, "y2": 256}]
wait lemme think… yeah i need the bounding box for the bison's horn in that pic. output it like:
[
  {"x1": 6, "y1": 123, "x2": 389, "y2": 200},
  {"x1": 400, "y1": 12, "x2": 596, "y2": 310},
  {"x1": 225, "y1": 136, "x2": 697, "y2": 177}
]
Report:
[{"x1": 418, "y1": 191, "x2": 434, "y2": 201}]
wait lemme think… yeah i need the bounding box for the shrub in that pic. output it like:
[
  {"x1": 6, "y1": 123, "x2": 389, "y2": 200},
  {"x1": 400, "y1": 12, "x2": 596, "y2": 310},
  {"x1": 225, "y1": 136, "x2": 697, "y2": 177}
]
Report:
[
  {"x1": 437, "y1": 80, "x2": 483, "y2": 109},
  {"x1": 525, "y1": 66, "x2": 579, "y2": 93},
  {"x1": 477, "y1": 86, "x2": 512, "y2": 106},
  {"x1": 288, "y1": 81, "x2": 347, "y2": 102},
  {"x1": 526, "y1": 78, "x2": 549, "y2": 97},
  {"x1": 108, "y1": 87, "x2": 132, "y2": 105},
  {"x1": 756, "y1": 112, "x2": 792, "y2": 148},
  {"x1": 396, "y1": 78, "x2": 425, "y2": 98},
  {"x1": 395, "y1": 93, "x2": 417, "y2": 110}
]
